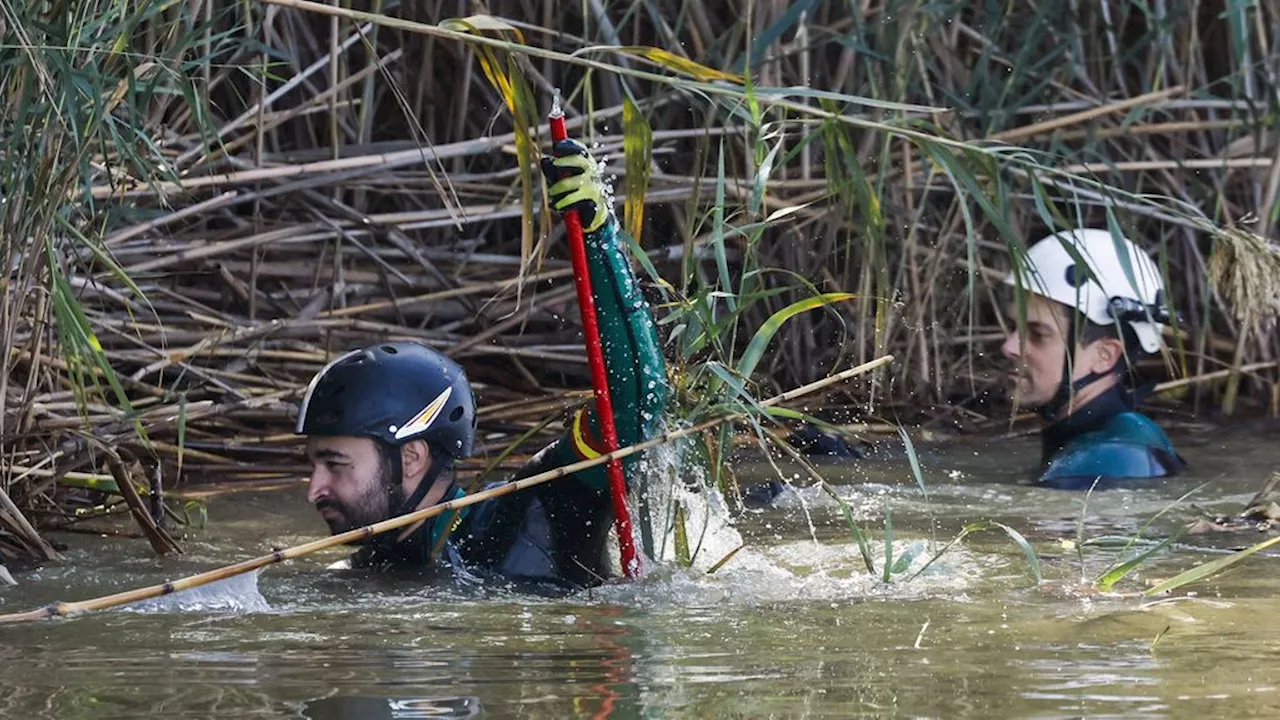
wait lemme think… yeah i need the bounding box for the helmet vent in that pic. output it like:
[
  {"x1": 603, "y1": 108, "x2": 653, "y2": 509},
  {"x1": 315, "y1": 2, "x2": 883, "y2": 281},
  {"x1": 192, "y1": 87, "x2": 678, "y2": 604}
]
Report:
[
  {"x1": 382, "y1": 345, "x2": 398, "y2": 354},
  {"x1": 450, "y1": 406, "x2": 464, "y2": 422},
  {"x1": 1064, "y1": 261, "x2": 1096, "y2": 288}
]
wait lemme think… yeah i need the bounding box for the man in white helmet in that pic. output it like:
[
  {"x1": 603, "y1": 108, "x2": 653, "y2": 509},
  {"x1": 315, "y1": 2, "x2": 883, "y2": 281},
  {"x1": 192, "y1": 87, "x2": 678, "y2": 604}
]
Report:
[{"x1": 1000, "y1": 228, "x2": 1187, "y2": 489}]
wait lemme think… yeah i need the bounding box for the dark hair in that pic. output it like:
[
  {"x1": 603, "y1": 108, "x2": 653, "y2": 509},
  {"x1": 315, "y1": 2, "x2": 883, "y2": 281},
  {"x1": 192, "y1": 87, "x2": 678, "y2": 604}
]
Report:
[
  {"x1": 1072, "y1": 312, "x2": 1144, "y2": 378},
  {"x1": 375, "y1": 439, "x2": 405, "y2": 508},
  {"x1": 375, "y1": 437, "x2": 453, "y2": 497},
  {"x1": 1076, "y1": 316, "x2": 1134, "y2": 347}
]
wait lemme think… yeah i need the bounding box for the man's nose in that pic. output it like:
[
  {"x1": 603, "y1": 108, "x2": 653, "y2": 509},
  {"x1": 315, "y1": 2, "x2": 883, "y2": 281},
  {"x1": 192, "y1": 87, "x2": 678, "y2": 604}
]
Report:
[
  {"x1": 305, "y1": 470, "x2": 330, "y2": 505},
  {"x1": 1000, "y1": 331, "x2": 1022, "y2": 361}
]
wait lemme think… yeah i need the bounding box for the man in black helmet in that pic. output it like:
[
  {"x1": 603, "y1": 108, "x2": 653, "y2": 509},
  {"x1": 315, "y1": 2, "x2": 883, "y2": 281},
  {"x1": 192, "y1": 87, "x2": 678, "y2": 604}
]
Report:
[{"x1": 296, "y1": 138, "x2": 669, "y2": 593}]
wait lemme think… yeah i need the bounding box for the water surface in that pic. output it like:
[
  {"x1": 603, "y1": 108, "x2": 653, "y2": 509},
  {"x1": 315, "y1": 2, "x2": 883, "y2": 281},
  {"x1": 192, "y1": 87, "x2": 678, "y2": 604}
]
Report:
[{"x1": 2, "y1": 422, "x2": 1278, "y2": 719}]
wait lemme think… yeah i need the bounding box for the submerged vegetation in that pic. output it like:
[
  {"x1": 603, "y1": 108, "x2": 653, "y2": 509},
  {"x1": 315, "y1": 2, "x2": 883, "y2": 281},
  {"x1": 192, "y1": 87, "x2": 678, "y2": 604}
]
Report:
[{"x1": 0, "y1": 0, "x2": 1278, "y2": 599}]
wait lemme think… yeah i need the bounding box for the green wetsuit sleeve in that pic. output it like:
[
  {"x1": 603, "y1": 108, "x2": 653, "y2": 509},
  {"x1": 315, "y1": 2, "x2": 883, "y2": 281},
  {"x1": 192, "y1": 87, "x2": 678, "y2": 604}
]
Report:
[
  {"x1": 458, "y1": 213, "x2": 668, "y2": 586},
  {"x1": 532, "y1": 214, "x2": 670, "y2": 490}
]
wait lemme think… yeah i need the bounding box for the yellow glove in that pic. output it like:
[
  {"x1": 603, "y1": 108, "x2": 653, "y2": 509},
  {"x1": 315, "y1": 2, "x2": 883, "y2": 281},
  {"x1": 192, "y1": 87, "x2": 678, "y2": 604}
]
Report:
[{"x1": 540, "y1": 138, "x2": 610, "y2": 234}]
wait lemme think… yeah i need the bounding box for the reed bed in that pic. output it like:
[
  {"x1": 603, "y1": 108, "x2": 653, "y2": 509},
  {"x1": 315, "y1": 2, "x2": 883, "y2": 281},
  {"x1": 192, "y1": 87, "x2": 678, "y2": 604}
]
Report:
[{"x1": 1, "y1": 0, "x2": 1278, "y2": 562}]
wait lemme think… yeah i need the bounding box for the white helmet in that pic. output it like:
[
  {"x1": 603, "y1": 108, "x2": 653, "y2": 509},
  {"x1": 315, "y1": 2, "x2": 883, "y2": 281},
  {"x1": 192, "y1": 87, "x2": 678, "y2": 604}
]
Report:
[{"x1": 1002, "y1": 228, "x2": 1173, "y2": 354}]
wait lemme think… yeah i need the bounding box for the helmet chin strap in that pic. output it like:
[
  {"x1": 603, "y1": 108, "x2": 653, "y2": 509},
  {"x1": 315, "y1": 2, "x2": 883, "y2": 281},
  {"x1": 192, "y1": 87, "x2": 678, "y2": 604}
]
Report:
[
  {"x1": 1039, "y1": 364, "x2": 1110, "y2": 422},
  {"x1": 372, "y1": 443, "x2": 454, "y2": 551},
  {"x1": 1038, "y1": 313, "x2": 1113, "y2": 422},
  {"x1": 396, "y1": 450, "x2": 453, "y2": 517}
]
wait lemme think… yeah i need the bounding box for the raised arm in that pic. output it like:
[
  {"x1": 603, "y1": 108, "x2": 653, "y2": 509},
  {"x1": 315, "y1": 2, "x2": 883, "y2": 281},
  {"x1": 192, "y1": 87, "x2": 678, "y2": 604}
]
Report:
[
  {"x1": 452, "y1": 139, "x2": 669, "y2": 586},
  {"x1": 534, "y1": 138, "x2": 669, "y2": 489}
]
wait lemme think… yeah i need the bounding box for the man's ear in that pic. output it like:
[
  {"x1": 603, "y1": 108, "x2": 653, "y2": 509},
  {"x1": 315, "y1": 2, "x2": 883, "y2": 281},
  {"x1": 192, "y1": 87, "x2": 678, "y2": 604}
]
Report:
[
  {"x1": 399, "y1": 440, "x2": 432, "y2": 486},
  {"x1": 1088, "y1": 336, "x2": 1126, "y2": 375}
]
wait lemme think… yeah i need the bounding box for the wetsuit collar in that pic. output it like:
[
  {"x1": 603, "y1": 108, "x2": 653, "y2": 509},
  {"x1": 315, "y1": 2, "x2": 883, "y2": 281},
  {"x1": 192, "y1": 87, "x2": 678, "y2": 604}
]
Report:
[
  {"x1": 391, "y1": 484, "x2": 469, "y2": 560},
  {"x1": 1039, "y1": 382, "x2": 1153, "y2": 466}
]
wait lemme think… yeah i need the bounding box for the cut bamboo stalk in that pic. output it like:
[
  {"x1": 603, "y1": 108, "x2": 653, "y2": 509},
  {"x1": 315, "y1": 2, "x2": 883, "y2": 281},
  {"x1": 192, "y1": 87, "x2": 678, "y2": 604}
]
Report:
[
  {"x1": 0, "y1": 487, "x2": 61, "y2": 561},
  {"x1": 1153, "y1": 360, "x2": 1280, "y2": 394},
  {"x1": 989, "y1": 87, "x2": 1186, "y2": 144}
]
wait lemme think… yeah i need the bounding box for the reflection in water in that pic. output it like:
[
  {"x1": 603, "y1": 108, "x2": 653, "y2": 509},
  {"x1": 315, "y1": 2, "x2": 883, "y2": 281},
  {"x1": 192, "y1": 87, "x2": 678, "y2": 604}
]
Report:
[
  {"x1": 301, "y1": 696, "x2": 481, "y2": 720},
  {"x1": 1, "y1": 424, "x2": 1278, "y2": 717}
]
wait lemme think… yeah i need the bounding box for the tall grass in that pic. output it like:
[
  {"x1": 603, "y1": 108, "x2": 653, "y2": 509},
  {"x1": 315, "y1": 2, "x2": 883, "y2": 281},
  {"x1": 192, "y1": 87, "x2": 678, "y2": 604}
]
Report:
[
  {"x1": 0, "y1": 0, "x2": 232, "y2": 561},
  {"x1": 1, "y1": 0, "x2": 1278, "y2": 563}
]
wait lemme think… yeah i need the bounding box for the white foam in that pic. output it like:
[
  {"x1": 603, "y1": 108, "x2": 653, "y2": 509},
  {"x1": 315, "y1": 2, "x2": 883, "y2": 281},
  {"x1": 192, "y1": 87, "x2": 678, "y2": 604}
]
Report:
[
  {"x1": 593, "y1": 434, "x2": 989, "y2": 608},
  {"x1": 590, "y1": 534, "x2": 987, "y2": 608},
  {"x1": 121, "y1": 570, "x2": 272, "y2": 615}
]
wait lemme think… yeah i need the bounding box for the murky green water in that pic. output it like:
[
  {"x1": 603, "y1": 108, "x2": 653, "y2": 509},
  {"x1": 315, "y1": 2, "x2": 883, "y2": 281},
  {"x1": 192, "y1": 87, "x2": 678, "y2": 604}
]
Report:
[{"x1": 2, "y1": 422, "x2": 1279, "y2": 719}]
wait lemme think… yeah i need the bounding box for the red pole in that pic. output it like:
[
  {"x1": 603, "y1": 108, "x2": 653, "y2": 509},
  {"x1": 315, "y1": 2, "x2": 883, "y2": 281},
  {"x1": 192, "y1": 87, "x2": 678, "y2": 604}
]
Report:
[{"x1": 548, "y1": 107, "x2": 640, "y2": 578}]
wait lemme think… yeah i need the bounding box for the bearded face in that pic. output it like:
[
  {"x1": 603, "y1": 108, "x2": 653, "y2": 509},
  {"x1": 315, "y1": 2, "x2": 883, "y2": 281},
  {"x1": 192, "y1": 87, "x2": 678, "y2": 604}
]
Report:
[{"x1": 304, "y1": 436, "x2": 403, "y2": 541}]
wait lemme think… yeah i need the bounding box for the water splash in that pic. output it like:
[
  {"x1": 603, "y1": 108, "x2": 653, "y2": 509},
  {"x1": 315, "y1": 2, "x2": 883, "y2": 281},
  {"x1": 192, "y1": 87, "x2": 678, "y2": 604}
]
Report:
[
  {"x1": 591, "y1": 428, "x2": 991, "y2": 608},
  {"x1": 638, "y1": 435, "x2": 744, "y2": 572},
  {"x1": 122, "y1": 570, "x2": 272, "y2": 615},
  {"x1": 594, "y1": 537, "x2": 986, "y2": 609}
]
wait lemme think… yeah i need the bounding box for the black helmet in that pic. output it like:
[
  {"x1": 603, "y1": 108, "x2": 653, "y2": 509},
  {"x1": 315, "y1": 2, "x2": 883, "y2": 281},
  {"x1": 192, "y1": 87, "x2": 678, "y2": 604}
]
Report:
[{"x1": 295, "y1": 341, "x2": 477, "y2": 459}]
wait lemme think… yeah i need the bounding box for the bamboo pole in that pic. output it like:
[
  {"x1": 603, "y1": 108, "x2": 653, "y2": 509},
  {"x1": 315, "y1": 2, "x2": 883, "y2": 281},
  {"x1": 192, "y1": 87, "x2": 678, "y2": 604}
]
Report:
[
  {"x1": 1060, "y1": 157, "x2": 1276, "y2": 174},
  {"x1": 0, "y1": 355, "x2": 893, "y2": 624},
  {"x1": 1152, "y1": 360, "x2": 1280, "y2": 394}
]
